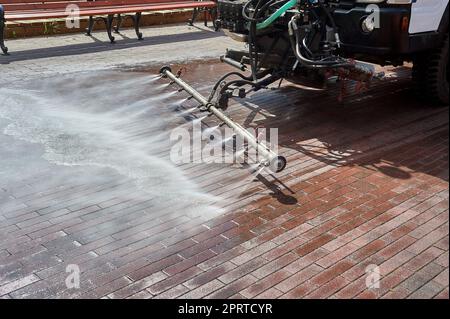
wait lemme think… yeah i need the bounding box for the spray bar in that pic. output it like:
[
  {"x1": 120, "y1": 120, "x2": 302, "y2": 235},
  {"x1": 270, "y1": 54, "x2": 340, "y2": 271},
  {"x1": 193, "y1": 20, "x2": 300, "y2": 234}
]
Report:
[{"x1": 160, "y1": 66, "x2": 287, "y2": 173}]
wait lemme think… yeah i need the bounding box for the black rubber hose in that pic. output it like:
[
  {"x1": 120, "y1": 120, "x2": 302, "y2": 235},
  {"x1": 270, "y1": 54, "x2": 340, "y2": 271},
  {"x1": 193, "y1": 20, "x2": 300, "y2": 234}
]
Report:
[
  {"x1": 242, "y1": 0, "x2": 259, "y2": 22},
  {"x1": 319, "y1": 2, "x2": 338, "y2": 32},
  {"x1": 248, "y1": 0, "x2": 266, "y2": 81},
  {"x1": 288, "y1": 17, "x2": 351, "y2": 68},
  {"x1": 218, "y1": 75, "x2": 279, "y2": 96},
  {"x1": 243, "y1": 0, "x2": 288, "y2": 81},
  {"x1": 208, "y1": 72, "x2": 252, "y2": 102},
  {"x1": 242, "y1": 0, "x2": 282, "y2": 22},
  {"x1": 208, "y1": 68, "x2": 273, "y2": 102}
]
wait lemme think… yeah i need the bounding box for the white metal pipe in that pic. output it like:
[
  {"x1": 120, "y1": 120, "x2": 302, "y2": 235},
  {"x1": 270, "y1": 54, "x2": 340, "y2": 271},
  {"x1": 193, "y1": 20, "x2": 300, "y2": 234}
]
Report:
[{"x1": 160, "y1": 66, "x2": 286, "y2": 173}]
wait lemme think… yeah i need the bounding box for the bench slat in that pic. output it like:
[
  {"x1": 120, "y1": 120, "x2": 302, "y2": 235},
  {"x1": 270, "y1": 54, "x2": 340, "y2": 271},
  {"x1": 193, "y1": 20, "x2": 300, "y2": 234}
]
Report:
[
  {"x1": 5, "y1": 1, "x2": 215, "y2": 20},
  {"x1": 3, "y1": 0, "x2": 211, "y2": 11},
  {"x1": 2, "y1": 0, "x2": 202, "y2": 3}
]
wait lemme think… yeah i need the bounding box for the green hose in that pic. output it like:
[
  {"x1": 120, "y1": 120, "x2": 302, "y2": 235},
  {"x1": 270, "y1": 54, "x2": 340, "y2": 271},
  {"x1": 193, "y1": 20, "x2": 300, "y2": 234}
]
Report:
[{"x1": 256, "y1": 0, "x2": 297, "y2": 30}]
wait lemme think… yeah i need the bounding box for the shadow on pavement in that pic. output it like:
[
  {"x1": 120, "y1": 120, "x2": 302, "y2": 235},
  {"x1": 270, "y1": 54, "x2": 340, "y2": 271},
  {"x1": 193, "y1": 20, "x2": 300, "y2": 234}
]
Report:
[{"x1": 0, "y1": 27, "x2": 222, "y2": 64}]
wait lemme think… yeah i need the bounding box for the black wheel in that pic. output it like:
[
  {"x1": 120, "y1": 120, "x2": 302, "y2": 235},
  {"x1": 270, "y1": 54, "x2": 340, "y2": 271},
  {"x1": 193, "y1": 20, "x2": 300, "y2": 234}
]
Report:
[
  {"x1": 159, "y1": 66, "x2": 172, "y2": 77},
  {"x1": 413, "y1": 34, "x2": 449, "y2": 106},
  {"x1": 269, "y1": 156, "x2": 287, "y2": 173}
]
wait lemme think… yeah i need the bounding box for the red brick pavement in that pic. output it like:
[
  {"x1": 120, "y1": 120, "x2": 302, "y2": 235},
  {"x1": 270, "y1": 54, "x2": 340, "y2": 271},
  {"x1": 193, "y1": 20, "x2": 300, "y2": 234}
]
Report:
[{"x1": 0, "y1": 62, "x2": 448, "y2": 299}]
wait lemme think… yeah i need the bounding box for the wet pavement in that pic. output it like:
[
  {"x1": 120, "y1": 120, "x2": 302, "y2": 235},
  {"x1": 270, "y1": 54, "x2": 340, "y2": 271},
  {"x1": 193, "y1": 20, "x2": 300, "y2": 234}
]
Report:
[{"x1": 0, "y1": 23, "x2": 449, "y2": 299}]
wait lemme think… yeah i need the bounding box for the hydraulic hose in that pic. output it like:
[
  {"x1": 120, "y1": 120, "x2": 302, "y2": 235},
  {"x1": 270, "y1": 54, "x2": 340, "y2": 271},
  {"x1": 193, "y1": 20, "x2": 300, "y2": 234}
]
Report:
[
  {"x1": 218, "y1": 72, "x2": 281, "y2": 96},
  {"x1": 318, "y1": 1, "x2": 341, "y2": 47},
  {"x1": 256, "y1": 0, "x2": 297, "y2": 30},
  {"x1": 243, "y1": 0, "x2": 288, "y2": 80},
  {"x1": 248, "y1": 0, "x2": 264, "y2": 81},
  {"x1": 208, "y1": 71, "x2": 253, "y2": 102},
  {"x1": 288, "y1": 16, "x2": 351, "y2": 68}
]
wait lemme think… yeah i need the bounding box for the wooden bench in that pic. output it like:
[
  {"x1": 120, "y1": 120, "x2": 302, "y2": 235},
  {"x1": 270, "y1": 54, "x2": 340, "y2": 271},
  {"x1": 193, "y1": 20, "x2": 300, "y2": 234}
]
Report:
[{"x1": 0, "y1": 0, "x2": 217, "y2": 54}]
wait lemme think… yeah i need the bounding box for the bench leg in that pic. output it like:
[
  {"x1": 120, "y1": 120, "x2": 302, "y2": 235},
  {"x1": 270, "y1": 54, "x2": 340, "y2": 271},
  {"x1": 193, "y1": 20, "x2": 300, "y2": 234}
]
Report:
[
  {"x1": 0, "y1": 5, "x2": 7, "y2": 54},
  {"x1": 104, "y1": 15, "x2": 115, "y2": 43},
  {"x1": 86, "y1": 16, "x2": 94, "y2": 36},
  {"x1": 210, "y1": 8, "x2": 219, "y2": 31},
  {"x1": 188, "y1": 8, "x2": 199, "y2": 26},
  {"x1": 114, "y1": 14, "x2": 122, "y2": 34},
  {"x1": 132, "y1": 12, "x2": 143, "y2": 40}
]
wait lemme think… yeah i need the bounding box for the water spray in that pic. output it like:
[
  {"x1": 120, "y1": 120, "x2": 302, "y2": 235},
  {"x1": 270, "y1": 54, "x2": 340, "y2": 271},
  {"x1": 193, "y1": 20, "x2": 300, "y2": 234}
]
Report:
[{"x1": 159, "y1": 66, "x2": 287, "y2": 173}]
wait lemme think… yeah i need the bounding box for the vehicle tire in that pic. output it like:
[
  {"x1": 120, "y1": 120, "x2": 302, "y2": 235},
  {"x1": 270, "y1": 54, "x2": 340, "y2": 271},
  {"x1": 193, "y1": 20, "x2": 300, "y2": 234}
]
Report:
[{"x1": 412, "y1": 33, "x2": 449, "y2": 106}]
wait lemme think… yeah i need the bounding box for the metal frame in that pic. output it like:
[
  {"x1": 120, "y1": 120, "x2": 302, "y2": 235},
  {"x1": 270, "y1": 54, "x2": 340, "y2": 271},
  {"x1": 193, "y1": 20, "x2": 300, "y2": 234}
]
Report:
[
  {"x1": 85, "y1": 0, "x2": 218, "y2": 43},
  {"x1": 85, "y1": 15, "x2": 117, "y2": 43},
  {"x1": 188, "y1": 1, "x2": 218, "y2": 30},
  {"x1": 114, "y1": 12, "x2": 144, "y2": 40},
  {"x1": 0, "y1": 4, "x2": 7, "y2": 54},
  {"x1": 86, "y1": 12, "x2": 143, "y2": 42},
  {"x1": 105, "y1": 14, "x2": 115, "y2": 43}
]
